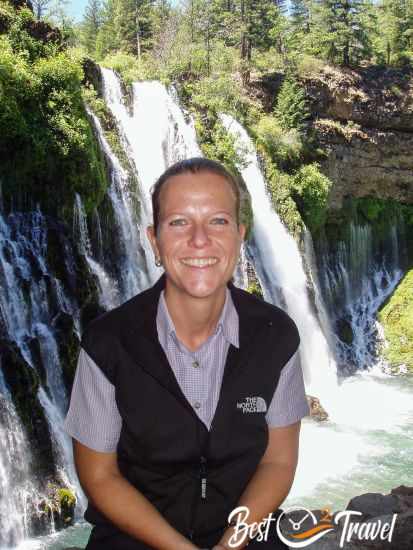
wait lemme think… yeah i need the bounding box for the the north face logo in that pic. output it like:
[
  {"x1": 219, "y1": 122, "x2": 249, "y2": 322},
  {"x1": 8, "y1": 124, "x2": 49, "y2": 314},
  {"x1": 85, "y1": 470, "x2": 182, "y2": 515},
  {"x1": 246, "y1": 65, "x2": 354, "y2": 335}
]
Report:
[{"x1": 236, "y1": 396, "x2": 267, "y2": 413}]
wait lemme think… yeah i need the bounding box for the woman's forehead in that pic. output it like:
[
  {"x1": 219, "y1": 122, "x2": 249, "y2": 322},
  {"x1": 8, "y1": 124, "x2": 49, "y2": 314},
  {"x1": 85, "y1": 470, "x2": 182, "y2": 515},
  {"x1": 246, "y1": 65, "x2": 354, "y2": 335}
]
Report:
[{"x1": 159, "y1": 171, "x2": 237, "y2": 212}]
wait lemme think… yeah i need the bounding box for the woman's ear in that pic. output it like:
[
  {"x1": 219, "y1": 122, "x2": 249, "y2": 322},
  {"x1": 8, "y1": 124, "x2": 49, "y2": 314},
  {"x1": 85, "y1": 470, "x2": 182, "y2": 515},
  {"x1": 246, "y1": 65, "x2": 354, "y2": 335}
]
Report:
[
  {"x1": 146, "y1": 225, "x2": 160, "y2": 257},
  {"x1": 238, "y1": 223, "x2": 247, "y2": 241}
]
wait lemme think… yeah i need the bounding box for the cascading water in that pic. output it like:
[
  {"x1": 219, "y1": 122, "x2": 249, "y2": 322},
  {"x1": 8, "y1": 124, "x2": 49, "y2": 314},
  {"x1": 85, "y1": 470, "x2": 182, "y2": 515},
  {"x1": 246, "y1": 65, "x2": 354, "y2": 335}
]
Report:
[
  {"x1": 73, "y1": 193, "x2": 120, "y2": 310},
  {"x1": 218, "y1": 113, "x2": 413, "y2": 512},
  {"x1": 0, "y1": 209, "x2": 86, "y2": 548},
  {"x1": 317, "y1": 221, "x2": 405, "y2": 373},
  {"x1": 100, "y1": 68, "x2": 202, "y2": 285},
  {"x1": 220, "y1": 113, "x2": 338, "y2": 407},
  {"x1": 86, "y1": 108, "x2": 149, "y2": 302},
  {"x1": 102, "y1": 71, "x2": 248, "y2": 290},
  {"x1": 0, "y1": 374, "x2": 37, "y2": 549}
]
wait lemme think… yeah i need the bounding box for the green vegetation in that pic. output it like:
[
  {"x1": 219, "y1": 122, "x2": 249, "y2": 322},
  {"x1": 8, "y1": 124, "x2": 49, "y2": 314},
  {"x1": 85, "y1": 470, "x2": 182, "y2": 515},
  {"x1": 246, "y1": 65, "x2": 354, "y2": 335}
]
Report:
[
  {"x1": 290, "y1": 163, "x2": 332, "y2": 234},
  {"x1": 58, "y1": 487, "x2": 76, "y2": 510},
  {"x1": 246, "y1": 281, "x2": 263, "y2": 299},
  {"x1": 322, "y1": 197, "x2": 413, "y2": 255},
  {"x1": 0, "y1": 1, "x2": 108, "y2": 219},
  {"x1": 378, "y1": 269, "x2": 413, "y2": 373},
  {"x1": 75, "y1": 0, "x2": 412, "y2": 72}
]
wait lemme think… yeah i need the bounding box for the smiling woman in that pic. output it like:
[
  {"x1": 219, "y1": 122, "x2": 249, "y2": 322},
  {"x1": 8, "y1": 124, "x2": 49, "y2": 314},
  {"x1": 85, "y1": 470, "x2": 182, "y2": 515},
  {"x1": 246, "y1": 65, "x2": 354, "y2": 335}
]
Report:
[
  {"x1": 64, "y1": 157, "x2": 310, "y2": 550},
  {"x1": 146, "y1": 163, "x2": 246, "y2": 344}
]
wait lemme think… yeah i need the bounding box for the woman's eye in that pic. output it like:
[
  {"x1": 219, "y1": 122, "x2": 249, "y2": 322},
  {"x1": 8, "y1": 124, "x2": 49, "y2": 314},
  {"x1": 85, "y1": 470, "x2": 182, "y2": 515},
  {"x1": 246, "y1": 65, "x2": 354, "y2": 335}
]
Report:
[
  {"x1": 169, "y1": 219, "x2": 187, "y2": 226},
  {"x1": 211, "y1": 217, "x2": 228, "y2": 225}
]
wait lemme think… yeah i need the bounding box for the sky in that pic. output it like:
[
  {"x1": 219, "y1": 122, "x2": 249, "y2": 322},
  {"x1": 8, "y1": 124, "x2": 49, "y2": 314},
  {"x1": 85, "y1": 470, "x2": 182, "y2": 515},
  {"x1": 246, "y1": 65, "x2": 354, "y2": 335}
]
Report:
[{"x1": 66, "y1": 0, "x2": 88, "y2": 21}]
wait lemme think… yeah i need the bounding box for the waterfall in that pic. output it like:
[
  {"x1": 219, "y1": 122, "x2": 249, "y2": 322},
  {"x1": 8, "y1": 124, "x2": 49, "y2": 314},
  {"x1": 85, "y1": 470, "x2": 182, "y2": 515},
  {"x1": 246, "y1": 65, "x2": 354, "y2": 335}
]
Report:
[
  {"x1": 0, "y1": 209, "x2": 85, "y2": 546},
  {"x1": 86, "y1": 108, "x2": 148, "y2": 302},
  {"x1": 317, "y1": 221, "x2": 405, "y2": 373},
  {"x1": 0, "y1": 376, "x2": 36, "y2": 548},
  {"x1": 220, "y1": 114, "x2": 338, "y2": 406},
  {"x1": 100, "y1": 68, "x2": 202, "y2": 285},
  {"x1": 73, "y1": 193, "x2": 119, "y2": 310}
]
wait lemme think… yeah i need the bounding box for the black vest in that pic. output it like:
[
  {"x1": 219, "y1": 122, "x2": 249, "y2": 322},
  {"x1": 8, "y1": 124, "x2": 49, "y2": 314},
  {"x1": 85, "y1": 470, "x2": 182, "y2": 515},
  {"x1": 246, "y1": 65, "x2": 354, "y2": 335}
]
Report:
[{"x1": 81, "y1": 274, "x2": 300, "y2": 549}]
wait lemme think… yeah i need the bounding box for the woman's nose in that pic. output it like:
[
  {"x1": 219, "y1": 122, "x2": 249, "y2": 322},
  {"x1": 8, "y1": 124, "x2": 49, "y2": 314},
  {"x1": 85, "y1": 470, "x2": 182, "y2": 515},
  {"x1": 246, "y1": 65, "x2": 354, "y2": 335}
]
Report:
[{"x1": 189, "y1": 222, "x2": 211, "y2": 247}]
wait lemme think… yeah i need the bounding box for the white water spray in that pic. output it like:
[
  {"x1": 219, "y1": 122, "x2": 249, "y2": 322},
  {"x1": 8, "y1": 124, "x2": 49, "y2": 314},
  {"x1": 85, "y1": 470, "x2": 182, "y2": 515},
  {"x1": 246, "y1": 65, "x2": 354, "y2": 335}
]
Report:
[{"x1": 220, "y1": 114, "x2": 338, "y2": 407}]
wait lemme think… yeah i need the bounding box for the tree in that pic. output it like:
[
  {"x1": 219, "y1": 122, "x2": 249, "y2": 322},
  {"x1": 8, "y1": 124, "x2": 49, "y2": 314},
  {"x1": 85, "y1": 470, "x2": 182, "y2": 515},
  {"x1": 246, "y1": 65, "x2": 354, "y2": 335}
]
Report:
[
  {"x1": 95, "y1": 0, "x2": 118, "y2": 58},
  {"x1": 317, "y1": 0, "x2": 374, "y2": 66},
  {"x1": 113, "y1": 0, "x2": 156, "y2": 57},
  {"x1": 81, "y1": 0, "x2": 103, "y2": 55},
  {"x1": 385, "y1": 0, "x2": 413, "y2": 64}
]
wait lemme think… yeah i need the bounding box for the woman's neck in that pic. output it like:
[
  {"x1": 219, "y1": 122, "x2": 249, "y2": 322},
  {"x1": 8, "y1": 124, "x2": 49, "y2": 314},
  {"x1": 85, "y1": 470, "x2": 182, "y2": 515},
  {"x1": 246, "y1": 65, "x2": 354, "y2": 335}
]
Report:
[{"x1": 163, "y1": 284, "x2": 227, "y2": 352}]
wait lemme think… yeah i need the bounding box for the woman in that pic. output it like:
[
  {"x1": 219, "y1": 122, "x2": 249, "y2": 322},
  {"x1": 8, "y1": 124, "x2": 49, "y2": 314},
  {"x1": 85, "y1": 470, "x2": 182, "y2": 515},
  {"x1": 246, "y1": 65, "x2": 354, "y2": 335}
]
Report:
[{"x1": 64, "y1": 158, "x2": 309, "y2": 550}]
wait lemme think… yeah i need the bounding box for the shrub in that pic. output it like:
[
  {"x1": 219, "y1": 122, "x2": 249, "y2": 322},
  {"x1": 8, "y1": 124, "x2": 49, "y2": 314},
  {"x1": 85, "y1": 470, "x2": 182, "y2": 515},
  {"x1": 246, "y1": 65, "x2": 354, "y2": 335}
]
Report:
[
  {"x1": 254, "y1": 115, "x2": 303, "y2": 170},
  {"x1": 290, "y1": 163, "x2": 332, "y2": 234},
  {"x1": 101, "y1": 51, "x2": 152, "y2": 84},
  {"x1": 265, "y1": 160, "x2": 303, "y2": 237},
  {"x1": 0, "y1": 33, "x2": 107, "y2": 218}
]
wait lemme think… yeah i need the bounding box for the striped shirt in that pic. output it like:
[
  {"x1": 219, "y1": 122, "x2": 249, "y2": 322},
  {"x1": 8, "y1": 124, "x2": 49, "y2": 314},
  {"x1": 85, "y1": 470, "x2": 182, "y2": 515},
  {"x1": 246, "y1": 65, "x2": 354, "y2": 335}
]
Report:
[{"x1": 64, "y1": 288, "x2": 310, "y2": 452}]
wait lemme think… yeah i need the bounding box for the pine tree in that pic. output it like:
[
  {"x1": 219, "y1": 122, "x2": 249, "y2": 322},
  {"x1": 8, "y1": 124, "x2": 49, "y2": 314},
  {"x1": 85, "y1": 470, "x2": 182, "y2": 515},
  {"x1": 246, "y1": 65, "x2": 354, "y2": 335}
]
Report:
[
  {"x1": 275, "y1": 76, "x2": 309, "y2": 131},
  {"x1": 95, "y1": 0, "x2": 118, "y2": 58},
  {"x1": 318, "y1": 0, "x2": 374, "y2": 66},
  {"x1": 389, "y1": 0, "x2": 413, "y2": 63},
  {"x1": 113, "y1": 0, "x2": 156, "y2": 57},
  {"x1": 81, "y1": 0, "x2": 103, "y2": 55}
]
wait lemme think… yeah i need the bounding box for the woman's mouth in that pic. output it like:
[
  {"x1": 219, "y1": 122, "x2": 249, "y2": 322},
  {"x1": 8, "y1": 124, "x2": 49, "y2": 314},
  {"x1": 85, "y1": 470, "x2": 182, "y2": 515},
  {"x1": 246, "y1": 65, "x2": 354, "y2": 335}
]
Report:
[{"x1": 180, "y1": 257, "x2": 219, "y2": 267}]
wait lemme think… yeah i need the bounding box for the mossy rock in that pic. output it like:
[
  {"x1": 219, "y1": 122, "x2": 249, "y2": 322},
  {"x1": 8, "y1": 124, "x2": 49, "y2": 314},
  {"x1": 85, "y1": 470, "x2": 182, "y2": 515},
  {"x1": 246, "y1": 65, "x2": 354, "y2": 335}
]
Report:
[
  {"x1": 32, "y1": 483, "x2": 76, "y2": 534},
  {"x1": 246, "y1": 281, "x2": 263, "y2": 300},
  {"x1": 378, "y1": 270, "x2": 413, "y2": 373},
  {"x1": 58, "y1": 487, "x2": 76, "y2": 526}
]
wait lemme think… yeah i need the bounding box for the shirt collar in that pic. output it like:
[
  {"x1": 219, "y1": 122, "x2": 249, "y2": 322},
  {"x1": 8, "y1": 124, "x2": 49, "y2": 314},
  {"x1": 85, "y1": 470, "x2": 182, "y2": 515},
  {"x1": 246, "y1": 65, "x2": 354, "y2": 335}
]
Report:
[{"x1": 156, "y1": 287, "x2": 239, "y2": 352}]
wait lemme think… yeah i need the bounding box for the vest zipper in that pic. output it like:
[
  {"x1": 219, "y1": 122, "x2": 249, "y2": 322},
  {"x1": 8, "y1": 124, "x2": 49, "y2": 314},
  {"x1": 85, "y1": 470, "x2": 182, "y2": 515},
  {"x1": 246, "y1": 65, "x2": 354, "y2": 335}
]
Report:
[{"x1": 200, "y1": 455, "x2": 207, "y2": 499}]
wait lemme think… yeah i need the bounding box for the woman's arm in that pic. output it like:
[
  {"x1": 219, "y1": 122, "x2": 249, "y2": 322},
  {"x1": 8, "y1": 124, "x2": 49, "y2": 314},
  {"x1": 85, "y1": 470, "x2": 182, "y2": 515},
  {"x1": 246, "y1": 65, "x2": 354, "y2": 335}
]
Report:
[
  {"x1": 74, "y1": 440, "x2": 199, "y2": 550},
  {"x1": 215, "y1": 420, "x2": 301, "y2": 550}
]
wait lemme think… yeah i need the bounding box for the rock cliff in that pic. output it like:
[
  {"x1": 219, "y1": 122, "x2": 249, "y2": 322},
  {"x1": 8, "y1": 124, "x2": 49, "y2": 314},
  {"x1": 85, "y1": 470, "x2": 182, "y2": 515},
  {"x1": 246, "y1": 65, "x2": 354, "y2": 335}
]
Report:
[{"x1": 303, "y1": 65, "x2": 413, "y2": 211}]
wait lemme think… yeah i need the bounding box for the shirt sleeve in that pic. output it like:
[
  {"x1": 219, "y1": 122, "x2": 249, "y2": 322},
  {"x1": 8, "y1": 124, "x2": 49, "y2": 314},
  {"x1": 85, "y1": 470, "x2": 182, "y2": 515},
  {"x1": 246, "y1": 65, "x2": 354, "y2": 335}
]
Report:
[
  {"x1": 63, "y1": 348, "x2": 122, "y2": 452},
  {"x1": 265, "y1": 349, "x2": 310, "y2": 427}
]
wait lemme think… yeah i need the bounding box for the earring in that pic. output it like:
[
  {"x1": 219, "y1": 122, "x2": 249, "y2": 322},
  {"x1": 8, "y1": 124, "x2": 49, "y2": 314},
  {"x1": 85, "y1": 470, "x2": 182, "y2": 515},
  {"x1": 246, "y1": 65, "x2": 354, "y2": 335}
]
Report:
[{"x1": 155, "y1": 257, "x2": 162, "y2": 267}]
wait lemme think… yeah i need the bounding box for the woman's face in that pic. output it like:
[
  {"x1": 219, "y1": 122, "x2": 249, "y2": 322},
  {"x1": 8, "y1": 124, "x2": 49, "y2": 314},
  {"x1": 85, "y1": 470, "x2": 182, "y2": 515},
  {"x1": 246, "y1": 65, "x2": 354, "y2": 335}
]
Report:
[{"x1": 147, "y1": 171, "x2": 246, "y2": 301}]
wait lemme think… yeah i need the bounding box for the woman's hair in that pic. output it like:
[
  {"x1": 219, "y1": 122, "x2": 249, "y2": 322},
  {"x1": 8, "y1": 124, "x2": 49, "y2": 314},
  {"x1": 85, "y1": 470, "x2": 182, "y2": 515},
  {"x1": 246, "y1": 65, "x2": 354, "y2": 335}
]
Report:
[{"x1": 150, "y1": 157, "x2": 241, "y2": 235}]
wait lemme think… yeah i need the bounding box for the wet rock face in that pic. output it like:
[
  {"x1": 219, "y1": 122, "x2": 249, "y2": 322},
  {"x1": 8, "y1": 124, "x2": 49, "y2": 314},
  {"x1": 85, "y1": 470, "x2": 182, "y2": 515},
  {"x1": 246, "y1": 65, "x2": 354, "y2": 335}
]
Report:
[
  {"x1": 347, "y1": 493, "x2": 401, "y2": 519},
  {"x1": 302, "y1": 66, "x2": 413, "y2": 211},
  {"x1": 315, "y1": 122, "x2": 413, "y2": 210},
  {"x1": 24, "y1": 19, "x2": 62, "y2": 45}
]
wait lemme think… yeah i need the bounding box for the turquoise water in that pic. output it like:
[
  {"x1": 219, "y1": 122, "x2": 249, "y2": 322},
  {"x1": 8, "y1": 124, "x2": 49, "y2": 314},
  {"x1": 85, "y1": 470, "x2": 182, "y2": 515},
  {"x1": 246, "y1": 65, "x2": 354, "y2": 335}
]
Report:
[{"x1": 20, "y1": 374, "x2": 413, "y2": 549}]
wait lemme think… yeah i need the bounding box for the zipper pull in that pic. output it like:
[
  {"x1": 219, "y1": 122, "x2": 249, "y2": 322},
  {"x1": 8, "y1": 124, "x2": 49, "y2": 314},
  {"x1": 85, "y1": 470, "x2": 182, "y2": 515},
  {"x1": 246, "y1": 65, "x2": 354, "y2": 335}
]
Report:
[{"x1": 200, "y1": 455, "x2": 207, "y2": 499}]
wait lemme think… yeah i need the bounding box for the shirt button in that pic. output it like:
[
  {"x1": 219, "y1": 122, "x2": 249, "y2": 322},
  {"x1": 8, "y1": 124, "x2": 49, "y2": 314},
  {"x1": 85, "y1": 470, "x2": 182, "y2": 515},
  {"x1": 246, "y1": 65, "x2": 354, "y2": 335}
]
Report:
[
  {"x1": 192, "y1": 360, "x2": 200, "y2": 368},
  {"x1": 194, "y1": 401, "x2": 201, "y2": 409}
]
